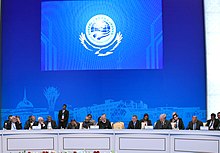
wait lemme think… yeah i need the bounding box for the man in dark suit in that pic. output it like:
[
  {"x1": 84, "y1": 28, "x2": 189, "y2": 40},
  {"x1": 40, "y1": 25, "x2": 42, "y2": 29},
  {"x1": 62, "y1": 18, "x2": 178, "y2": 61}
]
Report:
[
  {"x1": 58, "y1": 104, "x2": 69, "y2": 129},
  {"x1": 67, "y1": 119, "x2": 80, "y2": 129},
  {"x1": 5, "y1": 116, "x2": 22, "y2": 130},
  {"x1": 128, "y1": 115, "x2": 141, "y2": 129},
  {"x1": 170, "y1": 112, "x2": 185, "y2": 130},
  {"x1": 82, "y1": 116, "x2": 95, "y2": 129},
  {"x1": 87, "y1": 114, "x2": 96, "y2": 125},
  {"x1": 206, "y1": 113, "x2": 219, "y2": 130},
  {"x1": 24, "y1": 115, "x2": 38, "y2": 130},
  {"x1": 186, "y1": 116, "x2": 203, "y2": 130},
  {"x1": 140, "y1": 113, "x2": 152, "y2": 126},
  {"x1": 45, "y1": 116, "x2": 57, "y2": 129},
  {"x1": 98, "y1": 114, "x2": 112, "y2": 129},
  {"x1": 154, "y1": 114, "x2": 172, "y2": 129},
  {"x1": 3, "y1": 115, "x2": 12, "y2": 129},
  {"x1": 217, "y1": 112, "x2": 220, "y2": 130}
]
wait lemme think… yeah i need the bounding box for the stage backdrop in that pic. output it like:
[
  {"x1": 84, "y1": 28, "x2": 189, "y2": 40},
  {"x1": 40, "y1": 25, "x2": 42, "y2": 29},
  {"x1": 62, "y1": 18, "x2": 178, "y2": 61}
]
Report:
[{"x1": 1, "y1": 0, "x2": 206, "y2": 128}]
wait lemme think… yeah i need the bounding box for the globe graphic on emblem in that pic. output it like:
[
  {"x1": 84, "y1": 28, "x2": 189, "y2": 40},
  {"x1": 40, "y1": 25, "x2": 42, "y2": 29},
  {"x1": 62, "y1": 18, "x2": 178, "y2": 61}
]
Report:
[
  {"x1": 86, "y1": 14, "x2": 116, "y2": 46},
  {"x1": 91, "y1": 21, "x2": 111, "y2": 41}
]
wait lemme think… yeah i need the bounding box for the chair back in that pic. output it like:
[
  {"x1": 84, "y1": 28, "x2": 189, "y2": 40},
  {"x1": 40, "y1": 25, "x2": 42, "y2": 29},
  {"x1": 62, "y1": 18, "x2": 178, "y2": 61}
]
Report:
[{"x1": 113, "y1": 122, "x2": 124, "y2": 129}]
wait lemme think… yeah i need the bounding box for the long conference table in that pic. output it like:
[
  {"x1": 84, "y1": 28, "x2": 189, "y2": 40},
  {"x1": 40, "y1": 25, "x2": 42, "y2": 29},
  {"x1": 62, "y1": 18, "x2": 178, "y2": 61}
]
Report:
[{"x1": 0, "y1": 129, "x2": 220, "y2": 153}]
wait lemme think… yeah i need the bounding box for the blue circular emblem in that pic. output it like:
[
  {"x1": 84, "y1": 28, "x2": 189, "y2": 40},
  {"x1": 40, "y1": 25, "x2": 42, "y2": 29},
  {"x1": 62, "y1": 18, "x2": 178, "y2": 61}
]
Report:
[{"x1": 86, "y1": 15, "x2": 116, "y2": 46}]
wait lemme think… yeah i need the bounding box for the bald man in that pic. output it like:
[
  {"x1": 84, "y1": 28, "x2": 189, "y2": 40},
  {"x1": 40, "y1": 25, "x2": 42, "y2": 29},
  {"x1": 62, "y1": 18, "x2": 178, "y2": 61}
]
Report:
[{"x1": 186, "y1": 116, "x2": 203, "y2": 130}]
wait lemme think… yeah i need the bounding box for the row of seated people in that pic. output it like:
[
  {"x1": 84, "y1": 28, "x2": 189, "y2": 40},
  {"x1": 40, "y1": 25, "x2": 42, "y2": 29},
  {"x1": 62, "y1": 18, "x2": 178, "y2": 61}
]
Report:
[
  {"x1": 3, "y1": 112, "x2": 220, "y2": 130},
  {"x1": 129, "y1": 113, "x2": 220, "y2": 130}
]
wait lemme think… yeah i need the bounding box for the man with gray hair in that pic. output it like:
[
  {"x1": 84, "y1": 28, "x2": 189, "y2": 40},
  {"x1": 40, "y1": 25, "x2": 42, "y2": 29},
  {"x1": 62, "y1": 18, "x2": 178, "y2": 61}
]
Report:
[
  {"x1": 186, "y1": 116, "x2": 203, "y2": 130},
  {"x1": 154, "y1": 114, "x2": 172, "y2": 129},
  {"x1": 45, "y1": 116, "x2": 57, "y2": 129}
]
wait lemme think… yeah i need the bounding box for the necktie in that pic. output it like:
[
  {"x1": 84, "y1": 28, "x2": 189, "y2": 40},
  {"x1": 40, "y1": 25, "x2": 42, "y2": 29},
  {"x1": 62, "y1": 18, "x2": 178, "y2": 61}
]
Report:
[
  {"x1": 209, "y1": 121, "x2": 214, "y2": 129},
  {"x1": 193, "y1": 123, "x2": 196, "y2": 130},
  {"x1": 209, "y1": 121, "x2": 213, "y2": 127},
  {"x1": 12, "y1": 123, "x2": 16, "y2": 130},
  {"x1": 174, "y1": 121, "x2": 177, "y2": 128},
  {"x1": 162, "y1": 122, "x2": 165, "y2": 128}
]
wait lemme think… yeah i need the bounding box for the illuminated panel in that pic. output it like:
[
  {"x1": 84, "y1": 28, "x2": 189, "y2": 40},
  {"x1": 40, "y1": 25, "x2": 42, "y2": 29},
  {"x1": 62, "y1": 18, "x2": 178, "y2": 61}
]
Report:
[{"x1": 205, "y1": 0, "x2": 220, "y2": 117}]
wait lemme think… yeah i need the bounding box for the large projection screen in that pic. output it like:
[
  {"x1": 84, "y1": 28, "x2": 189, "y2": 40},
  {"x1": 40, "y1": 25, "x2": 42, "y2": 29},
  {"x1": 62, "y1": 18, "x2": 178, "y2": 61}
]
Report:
[{"x1": 205, "y1": 0, "x2": 220, "y2": 117}]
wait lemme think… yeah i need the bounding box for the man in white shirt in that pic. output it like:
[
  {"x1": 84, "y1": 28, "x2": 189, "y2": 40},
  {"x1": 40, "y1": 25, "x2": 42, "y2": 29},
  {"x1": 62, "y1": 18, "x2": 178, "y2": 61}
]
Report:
[{"x1": 45, "y1": 116, "x2": 57, "y2": 129}]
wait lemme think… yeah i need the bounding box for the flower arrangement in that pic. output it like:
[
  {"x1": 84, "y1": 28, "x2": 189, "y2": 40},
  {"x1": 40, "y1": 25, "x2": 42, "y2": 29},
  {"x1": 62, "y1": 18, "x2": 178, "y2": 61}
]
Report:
[
  {"x1": 19, "y1": 151, "x2": 56, "y2": 153},
  {"x1": 19, "y1": 150, "x2": 115, "y2": 153}
]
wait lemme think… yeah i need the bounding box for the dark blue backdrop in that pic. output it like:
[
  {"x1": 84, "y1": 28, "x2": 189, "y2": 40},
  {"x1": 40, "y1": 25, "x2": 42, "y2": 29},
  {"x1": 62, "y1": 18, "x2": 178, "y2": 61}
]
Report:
[{"x1": 1, "y1": 0, "x2": 206, "y2": 128}]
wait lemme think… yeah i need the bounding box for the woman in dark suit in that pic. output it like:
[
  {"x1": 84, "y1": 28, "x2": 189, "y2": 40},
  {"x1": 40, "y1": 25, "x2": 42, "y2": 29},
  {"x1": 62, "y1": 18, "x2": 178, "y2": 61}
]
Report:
[{"x1": 140, "y1": 113, "x2": 152, "y2": 126}]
